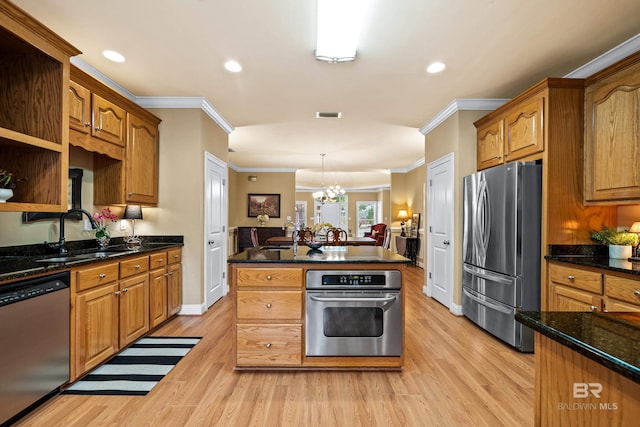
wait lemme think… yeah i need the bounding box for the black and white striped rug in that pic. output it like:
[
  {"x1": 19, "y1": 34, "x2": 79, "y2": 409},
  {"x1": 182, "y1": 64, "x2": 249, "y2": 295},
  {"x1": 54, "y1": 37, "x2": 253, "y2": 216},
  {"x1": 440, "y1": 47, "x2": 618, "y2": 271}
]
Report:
[{"x1": 63, "y1": 336, "x2": 201, "y2": 396}]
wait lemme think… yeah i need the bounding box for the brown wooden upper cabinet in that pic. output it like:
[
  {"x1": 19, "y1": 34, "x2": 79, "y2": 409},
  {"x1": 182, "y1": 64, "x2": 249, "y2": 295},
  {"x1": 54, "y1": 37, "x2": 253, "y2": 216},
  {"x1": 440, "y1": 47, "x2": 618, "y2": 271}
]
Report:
[
  {"x1": 0, "y1": 2, "x2": 80, "y2": 212},
  {"x1": 584, "y1": 51, "x2": 640, "y2": 204},
  {"x1": 70, "y1": 66, "x2": 161, "y2": 206},
  {"x1": 475, "y1": 91, "x2": 545, "y2": 170}
]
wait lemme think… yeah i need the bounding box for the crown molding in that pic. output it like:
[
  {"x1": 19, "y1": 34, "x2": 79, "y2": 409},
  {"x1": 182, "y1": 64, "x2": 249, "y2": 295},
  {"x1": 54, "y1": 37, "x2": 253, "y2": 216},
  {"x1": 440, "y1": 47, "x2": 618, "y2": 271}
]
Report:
[
  {"x1": 564, "y1": 33, "x2": 640, "y2": 78},
  {"x1": 296, "y1": 185, "x2": 390, "y2": 193},
  {"x1": 71, "y1": 57, "x2": 137, "y2": 101},
  {"x1": 391, "y1": 158, "x2": 425, "y2": 174},
  {"x1": 419, "y1": 98, "x2": 510, "y2": 135},
  {"x1": 136, "y1": 96, "x2": 234, "y2": 134},
  {"x1": 229, "y1": 165, "x2": 298, "y2": 173}
]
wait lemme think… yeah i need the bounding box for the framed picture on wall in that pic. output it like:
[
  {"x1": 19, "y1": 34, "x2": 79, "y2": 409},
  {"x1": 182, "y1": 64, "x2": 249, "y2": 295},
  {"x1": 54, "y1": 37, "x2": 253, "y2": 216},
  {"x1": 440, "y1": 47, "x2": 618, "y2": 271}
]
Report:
[
  {"x1": 248, "y1": 193, "x2": 281, "y2": 217},
  {"x1": 409, "y1": 213, "x2": 421, "y2": 238}
]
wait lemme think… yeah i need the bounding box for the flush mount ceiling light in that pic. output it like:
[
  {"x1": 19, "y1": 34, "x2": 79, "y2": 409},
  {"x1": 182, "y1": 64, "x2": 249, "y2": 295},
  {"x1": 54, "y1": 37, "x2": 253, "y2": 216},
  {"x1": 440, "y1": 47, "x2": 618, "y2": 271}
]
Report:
[
  {"x1": 224, "y1": 60, "x2": 242, "y2": 72},
  {"x1": 315, "y1": 0, "x2": 369, "y2": 63},
  {"x1": 427, "y1": 61, "x2": 446, "y2": 74},
  {"x1": 102, "y1": 49, "x2": 125, "y2": 63}
]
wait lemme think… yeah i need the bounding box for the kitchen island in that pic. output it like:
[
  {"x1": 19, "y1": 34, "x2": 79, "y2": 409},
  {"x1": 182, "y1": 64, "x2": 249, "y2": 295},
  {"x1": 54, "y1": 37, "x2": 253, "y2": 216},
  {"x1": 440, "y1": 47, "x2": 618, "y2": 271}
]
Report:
[
  {"x1": 516, "y1": 311, "x2": 640, "y2": 426},
  {"x1": 228, "y1": 246, "x2": 410, "y2": 370}
]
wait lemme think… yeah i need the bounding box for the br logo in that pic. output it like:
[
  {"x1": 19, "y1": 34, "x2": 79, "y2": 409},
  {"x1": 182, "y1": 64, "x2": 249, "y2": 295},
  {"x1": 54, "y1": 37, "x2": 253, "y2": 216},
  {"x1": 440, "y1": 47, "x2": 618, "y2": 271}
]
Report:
[{"x1": 573, "y1": 383, "x2": 602, "y2": 398}]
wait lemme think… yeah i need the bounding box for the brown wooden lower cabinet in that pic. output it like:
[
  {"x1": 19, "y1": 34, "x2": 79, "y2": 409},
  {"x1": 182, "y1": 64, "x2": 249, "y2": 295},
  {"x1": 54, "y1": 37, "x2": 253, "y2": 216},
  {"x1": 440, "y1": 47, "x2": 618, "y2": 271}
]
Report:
[
  {"x1": 535, "y1": 333, "x2": 640, "y2": 426},
  {"x1": 71, "y1": 247, "x2": 182, "y2": 381}
]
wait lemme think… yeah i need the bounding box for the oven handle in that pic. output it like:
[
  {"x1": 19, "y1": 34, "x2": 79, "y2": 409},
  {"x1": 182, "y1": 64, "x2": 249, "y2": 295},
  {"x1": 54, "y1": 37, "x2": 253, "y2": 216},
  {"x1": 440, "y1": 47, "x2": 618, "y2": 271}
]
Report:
[{"x1": 309, "y1": 295, "x2": 397, "y2": 304}]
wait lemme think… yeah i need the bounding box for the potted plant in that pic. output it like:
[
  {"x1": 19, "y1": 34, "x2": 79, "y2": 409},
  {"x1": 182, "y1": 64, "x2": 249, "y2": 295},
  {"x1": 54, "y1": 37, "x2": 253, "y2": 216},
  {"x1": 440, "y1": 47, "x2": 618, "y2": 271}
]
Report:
[
  {"x1": 0, "y1": 169, "x2": 16, "y2": 202},
  {"x1": 590, "y1": 227, "x2": 639, "y2": 259}
]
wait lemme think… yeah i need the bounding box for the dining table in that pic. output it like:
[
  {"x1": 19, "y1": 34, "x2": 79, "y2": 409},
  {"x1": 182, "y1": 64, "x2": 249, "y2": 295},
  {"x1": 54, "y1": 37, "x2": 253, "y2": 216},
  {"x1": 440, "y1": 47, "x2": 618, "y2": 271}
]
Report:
[{"x1": 265, "y1": 236, "x2": 377, "y2": 246}]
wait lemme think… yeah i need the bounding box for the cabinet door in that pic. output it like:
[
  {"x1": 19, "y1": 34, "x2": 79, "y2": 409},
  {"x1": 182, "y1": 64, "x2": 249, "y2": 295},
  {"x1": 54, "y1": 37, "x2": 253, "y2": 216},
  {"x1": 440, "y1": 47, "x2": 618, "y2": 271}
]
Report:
[
  {"x1": 504, "y1": 95, "x2": 544, "y2": 161},
  {"x1": 149, "y1": 268, "x2": 168, "y2": 328},
  {"x1": 477, "y1": 119, "x2": 504, "y2": 170},
  {"x1": 584, "y1": 62, "x2": 640, "y2": 202},
  {"x1": 75, "y1": 283, "x2": 120, "y2": 374},
  {"x1": 91, "y1": 93, "x2": 126, "y2": 146},
  {"x1": 126, "y1": 114, "x2": 159, "y2": 204},
  {"x1": 69, "y1": 81, "x2": 91, "y2": 134},
  {"x1": 551, "y1": 285, "x2": 601, "y2": 312},
  {"x1": 167, "y1": 262, "x2": 182, "y2": 316},
  {"x1": 119, "y1": 275, "x2": 150, "y2": 347}
]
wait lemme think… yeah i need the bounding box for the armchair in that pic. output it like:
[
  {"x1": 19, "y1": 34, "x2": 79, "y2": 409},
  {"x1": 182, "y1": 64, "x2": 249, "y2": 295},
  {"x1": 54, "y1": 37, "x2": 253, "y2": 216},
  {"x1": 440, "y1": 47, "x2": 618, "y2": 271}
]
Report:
[{"x1": 364, "y1": 223, "x2": 387, "y2": 246}]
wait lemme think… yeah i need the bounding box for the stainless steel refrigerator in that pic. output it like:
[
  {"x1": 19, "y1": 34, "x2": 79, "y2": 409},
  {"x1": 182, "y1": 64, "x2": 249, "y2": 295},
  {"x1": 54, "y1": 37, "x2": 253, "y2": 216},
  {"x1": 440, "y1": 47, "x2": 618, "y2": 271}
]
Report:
[{"x1": 462, "y1": 162, "x2": 541, "y2": 352}]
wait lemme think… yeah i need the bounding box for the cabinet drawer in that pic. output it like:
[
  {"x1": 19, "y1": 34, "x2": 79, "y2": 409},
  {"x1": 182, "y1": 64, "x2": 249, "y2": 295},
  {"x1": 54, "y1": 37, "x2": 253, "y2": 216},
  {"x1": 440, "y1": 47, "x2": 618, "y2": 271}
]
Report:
[
  {"x1": 149, "y1": 252, "x2": 167, "y2": 269},
  {"x1": 605, "y1": 275, "x2": 640, "y2": 306},
  {"x1": 120, "y1": 255, "x2": 149, "y2": 279},
  {"x1": 549, "y1": 263, "x2": 602, "y2": 294},
  {"x1": 236, "y1": 324, "x2": 302, "y2": 366},
  {"x1": 605, "y1": 297, "x2": 640, "y2": 312},
  {"x1": 168, "y1": 248, "x2": 182, "y2": 264},
  {"x1": 237, "y1": 291, "x2": 302, "y2": 321},
  {"x1": 237, "y1": 268, "x2": 302, "y2": 288},
  {"x1": 76, "y1": 262, "x2": 119, "y2": 292}
]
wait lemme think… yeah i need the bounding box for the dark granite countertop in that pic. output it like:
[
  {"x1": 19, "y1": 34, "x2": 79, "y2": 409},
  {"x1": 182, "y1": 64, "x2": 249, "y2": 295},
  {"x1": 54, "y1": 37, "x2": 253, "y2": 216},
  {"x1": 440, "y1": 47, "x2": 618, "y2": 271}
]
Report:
[
  {"x1": 516, "y1": 311, "x2": 640, "y2": 384},
  {"x1": 546, "y1": 244, "x2": 640, "y2": 275},
  {"x1": 228, "y1": 245, "x2": 410, "y2": 264},
  {"x1": 0, "y1": 236, "x2": 183, "y2": 283}
]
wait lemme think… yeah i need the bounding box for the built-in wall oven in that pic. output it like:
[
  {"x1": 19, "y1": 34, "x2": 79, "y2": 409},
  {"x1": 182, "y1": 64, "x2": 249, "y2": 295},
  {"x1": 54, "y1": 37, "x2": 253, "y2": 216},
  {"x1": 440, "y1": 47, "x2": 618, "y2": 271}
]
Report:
[{"x1": 305, "y1": 270, "x2": 402, "y2": 357}]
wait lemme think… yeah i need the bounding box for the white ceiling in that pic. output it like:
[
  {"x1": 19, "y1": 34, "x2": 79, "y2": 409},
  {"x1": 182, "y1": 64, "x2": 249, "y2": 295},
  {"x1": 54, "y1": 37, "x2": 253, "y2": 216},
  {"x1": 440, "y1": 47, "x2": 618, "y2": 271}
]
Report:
[{"x1": 13, "y1": 0, "x2": 640, "y2": 189}]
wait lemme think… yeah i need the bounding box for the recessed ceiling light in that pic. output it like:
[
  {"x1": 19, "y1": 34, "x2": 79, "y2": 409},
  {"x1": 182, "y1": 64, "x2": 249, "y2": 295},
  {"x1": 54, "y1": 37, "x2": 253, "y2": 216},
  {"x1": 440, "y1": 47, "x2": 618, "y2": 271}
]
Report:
[
  {"x1": 102, "y1": 50, "x2": 125, "y2": 63},
  {"x1": 316, "y1": 112, "x2": 342, "y2": 118},
  {"x1": 427, "y1": 61, "x2": 446, "y2": 74},
  {"x1": 224, "y1": 60, "x2": 242, "y2": 73}
]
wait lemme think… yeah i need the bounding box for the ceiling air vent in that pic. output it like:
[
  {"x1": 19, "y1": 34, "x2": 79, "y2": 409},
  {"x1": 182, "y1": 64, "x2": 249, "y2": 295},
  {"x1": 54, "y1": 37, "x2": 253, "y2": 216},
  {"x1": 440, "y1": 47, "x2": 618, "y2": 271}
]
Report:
[{"x1": 316, "y1": 112, "x2": 342, "y2": 119}]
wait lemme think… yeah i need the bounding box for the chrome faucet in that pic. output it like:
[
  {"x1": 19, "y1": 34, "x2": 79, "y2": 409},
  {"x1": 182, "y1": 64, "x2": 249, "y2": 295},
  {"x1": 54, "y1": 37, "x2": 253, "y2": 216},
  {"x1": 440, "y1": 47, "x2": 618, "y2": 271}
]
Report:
[
  {"x1": 283, "y1": 220, "x2": 301, "y2": 255},
  {"x1": 46, "y1": 209, "x2": 98, "y2": 254}
]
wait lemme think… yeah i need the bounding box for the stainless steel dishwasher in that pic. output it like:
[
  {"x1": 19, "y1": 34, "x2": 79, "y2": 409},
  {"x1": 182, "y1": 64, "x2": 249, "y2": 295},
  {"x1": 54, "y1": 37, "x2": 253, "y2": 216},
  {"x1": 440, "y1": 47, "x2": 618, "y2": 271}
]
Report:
[{"x1": 0, "y1": 271, "x2": 70, "y2": 426}]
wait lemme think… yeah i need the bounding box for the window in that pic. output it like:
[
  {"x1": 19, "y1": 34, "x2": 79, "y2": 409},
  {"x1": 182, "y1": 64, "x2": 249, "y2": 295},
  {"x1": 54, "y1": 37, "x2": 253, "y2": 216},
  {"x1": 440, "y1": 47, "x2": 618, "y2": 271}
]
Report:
[
  {"x1": 295, "y1": 201, "x2": 307, "y2": 227},
  {"x1": 356, "y1": 201, "x2": 378, "y2": 237}
]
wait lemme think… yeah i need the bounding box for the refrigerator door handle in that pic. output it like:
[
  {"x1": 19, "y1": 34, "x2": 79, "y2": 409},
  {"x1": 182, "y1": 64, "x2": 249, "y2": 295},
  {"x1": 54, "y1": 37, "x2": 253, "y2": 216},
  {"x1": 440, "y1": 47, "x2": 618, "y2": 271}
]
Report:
[
  {"x1": 463, "y1": 264, "x2": 513, "y2": 286},
  {"x1": 463, "y1": 288, "x2": 513, "y2": 315}
]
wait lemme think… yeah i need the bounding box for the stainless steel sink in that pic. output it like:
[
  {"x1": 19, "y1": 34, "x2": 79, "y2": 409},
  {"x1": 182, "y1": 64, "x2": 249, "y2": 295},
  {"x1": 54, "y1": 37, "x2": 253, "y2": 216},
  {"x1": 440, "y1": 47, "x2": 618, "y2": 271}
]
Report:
[
  {"x1": 259, "y1": 246, "x2": 291, "y2": 250},
  {"x1": 35, "y1": 251, "x2": 127, "y2": 263}
]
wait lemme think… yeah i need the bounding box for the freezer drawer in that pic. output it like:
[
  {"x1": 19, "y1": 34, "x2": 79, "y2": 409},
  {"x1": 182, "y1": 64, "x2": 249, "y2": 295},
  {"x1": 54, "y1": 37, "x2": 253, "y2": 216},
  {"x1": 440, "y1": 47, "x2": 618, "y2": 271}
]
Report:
[
  {"x1": 462, "y1": 287, "x2": 533, "y2": 352},
  {"x1": 463, "y1": 263, "x2": 520, "y2": 307}
]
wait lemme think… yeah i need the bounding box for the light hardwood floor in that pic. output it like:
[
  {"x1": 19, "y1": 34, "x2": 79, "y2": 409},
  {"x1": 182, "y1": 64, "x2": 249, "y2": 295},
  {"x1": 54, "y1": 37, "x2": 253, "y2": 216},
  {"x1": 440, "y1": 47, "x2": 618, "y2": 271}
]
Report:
[{"x1": 17, "y1": 267, "x2": 534, "y2": 426}]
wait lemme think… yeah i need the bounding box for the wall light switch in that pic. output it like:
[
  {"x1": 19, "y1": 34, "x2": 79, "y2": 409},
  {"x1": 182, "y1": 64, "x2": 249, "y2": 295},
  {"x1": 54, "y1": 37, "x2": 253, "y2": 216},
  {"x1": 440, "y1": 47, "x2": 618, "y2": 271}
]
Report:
[
  {"x1": 287, "y1": 215, "x2": 292, "y2": 221},
  {"x1": 83, "y1": 219, "x2": 93, "y2": 231},
  {"x1": 120, "y1": 220, "x2": 127, "y2": 230}
]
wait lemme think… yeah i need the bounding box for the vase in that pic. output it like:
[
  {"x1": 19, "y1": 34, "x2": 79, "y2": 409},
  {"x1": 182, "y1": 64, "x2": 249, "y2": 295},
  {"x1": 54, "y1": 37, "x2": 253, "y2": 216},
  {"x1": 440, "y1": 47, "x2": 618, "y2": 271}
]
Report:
[
  {"x1": 257, "y1": 214, "x2": 269, "y2": 226},
  {"x1": 0, "y1": 188, "x2": 13, "y2": 203},
  {"x1": 609, "y1": 245, "x2": 632, "y2": 259},
  {"x1": 96, "y1": 236, "x2": 110, "y2": 249}
]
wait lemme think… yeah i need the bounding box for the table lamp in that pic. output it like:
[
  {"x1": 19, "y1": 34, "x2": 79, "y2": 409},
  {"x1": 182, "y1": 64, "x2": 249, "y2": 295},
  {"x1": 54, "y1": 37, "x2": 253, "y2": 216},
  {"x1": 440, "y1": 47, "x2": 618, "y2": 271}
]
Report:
[
  {"x1": 123, "y1": 204, "x2": 143, "y2": 247},
  {"x1": 398, "y1": 209, "x2": 409, "y2": 237}
]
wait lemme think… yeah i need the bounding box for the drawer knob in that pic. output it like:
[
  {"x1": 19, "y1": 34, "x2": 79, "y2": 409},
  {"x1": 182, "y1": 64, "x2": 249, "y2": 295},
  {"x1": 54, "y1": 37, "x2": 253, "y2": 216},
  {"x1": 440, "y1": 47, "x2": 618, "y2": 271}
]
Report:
[
  {"x1": 567, "y1": 275, "x2": 575, "y2": 281},
  {"x1": 265, "y1": 343, "x2": 271, "y2": 349},
  {"x1": 134, "y1": 264, "x2": 141, "y2": 269},
  {"x1": 634, "y1": 290, "x2": 640, "y2": 297},
  {"x1": 266, "y1": 275, "x2": 272, "y2": 281},
  {"x1": 590, "y1": 305, "x2": 597, "y2": 311},
  {"x1": 99, "y1": 273, "x2": 107, "y2": 279},
  {"x1": 266, "y1": 303, "x2": 272, "y2": 309},
  {"x1": 157, "y1": 259, "x2": 164, "y2": 263}
]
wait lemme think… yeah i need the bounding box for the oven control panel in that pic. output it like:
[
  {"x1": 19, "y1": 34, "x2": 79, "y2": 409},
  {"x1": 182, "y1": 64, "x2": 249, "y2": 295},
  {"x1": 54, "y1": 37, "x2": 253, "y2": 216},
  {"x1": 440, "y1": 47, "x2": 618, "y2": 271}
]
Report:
[
  {"x1": 322, "y1": 274, "x2": 386, "y2": 286},
  {"x1": 306, "y1": 270, "x2": 402, "y2": 290}
]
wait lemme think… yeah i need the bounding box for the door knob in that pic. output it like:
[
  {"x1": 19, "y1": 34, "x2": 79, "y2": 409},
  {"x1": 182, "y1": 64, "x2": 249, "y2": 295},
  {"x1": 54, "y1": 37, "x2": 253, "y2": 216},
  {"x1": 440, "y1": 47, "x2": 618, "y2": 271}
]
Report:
[
  {"x1": 208, "y1": 240, "x2": 215, "y2": 245},
  {"x1": 443, "y1": 240, "x2": 450, "y2": 245}
]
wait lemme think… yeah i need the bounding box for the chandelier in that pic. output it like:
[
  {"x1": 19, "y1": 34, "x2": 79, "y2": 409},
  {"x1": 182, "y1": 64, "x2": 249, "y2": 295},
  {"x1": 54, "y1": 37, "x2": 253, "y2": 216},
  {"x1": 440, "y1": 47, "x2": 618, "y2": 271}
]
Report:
[{"x1": 312, "y1": 154, "x2": 345, "y2": 203}]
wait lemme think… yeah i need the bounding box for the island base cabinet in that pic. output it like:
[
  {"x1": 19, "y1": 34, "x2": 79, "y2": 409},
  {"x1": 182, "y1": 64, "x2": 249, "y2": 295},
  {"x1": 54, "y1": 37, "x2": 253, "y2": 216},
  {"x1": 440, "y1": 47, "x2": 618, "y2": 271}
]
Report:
[
  {"x1": 535, "y1": 333, "x2": 640, "y2": 426},
  {"x1": 236, "y1": 324, "x2": 302, "y2": 366}
]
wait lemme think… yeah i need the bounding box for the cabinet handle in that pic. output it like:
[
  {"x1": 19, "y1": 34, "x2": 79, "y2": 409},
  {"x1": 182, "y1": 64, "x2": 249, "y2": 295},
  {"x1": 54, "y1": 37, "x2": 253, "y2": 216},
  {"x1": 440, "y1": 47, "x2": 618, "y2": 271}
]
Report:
[
  {"x1": 168, "y1": 272, "x2": 174, "y2": 276},
  {"x1": 128, "y1": 192, "x2": 133, "y2": 196},
  {"x1": 134, "y1": 264, "x2": 141, "y2": 269},
  {"x1": 99, "y1": 273, "x2": 107, "y2": 279},
  {"x1": 265, "y1": 343, "x2": 271, "y2": 349},
  {"x1": 266, "y1": 303, "x2": 272, "y2": 309},
  {"x1": 84, "y1": 122, "x2": 91, "y2": 126},
  {"x1": 266, "y1": 275, "x2": 272, "y2": 281},
  {"x1": 590, "y1": 305, "x2": 597, "y2": 311},
  {"x1": 174, "y1": 254, "x2": 179, "y2": 259},
  {"x1": 122, "y1": 288, "x2": 128, "y2": 293},
  {"x1": 114, "y1": 291, "x2": 121, "y2": 295},
  {"x1": 634, "y1": 290, "x2": 640, "y2": 297},
  {"x1": 156, "y1": 259, "x2": 164, "y2": 263},
  {"x1": 164, "y1": 273, "x2": 170, "y2": 277},
  {"x1": 567, "y1": 275, "x2": 575, "y2": 281}
]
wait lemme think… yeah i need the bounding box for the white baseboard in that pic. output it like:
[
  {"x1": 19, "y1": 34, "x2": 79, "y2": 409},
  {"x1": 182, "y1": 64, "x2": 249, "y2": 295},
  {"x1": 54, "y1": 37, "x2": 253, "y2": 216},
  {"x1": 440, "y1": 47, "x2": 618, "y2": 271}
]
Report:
[
  {"x1": 178, "y1": 304, "x2": 205, "y2": 315},
  {"x1": 450, "y1": 303, "x2": 463, "y2": 316}
]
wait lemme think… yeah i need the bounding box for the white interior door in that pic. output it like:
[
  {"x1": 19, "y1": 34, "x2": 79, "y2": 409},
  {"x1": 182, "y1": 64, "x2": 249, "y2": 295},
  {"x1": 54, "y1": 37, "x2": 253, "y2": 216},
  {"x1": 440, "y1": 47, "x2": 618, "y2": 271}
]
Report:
[
  {"x1": 204, "y1": 152, "x2": 227, "y2": 309},
  {"x1": 426, "y1": 153, "x2": 454, "y2": 309}
]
